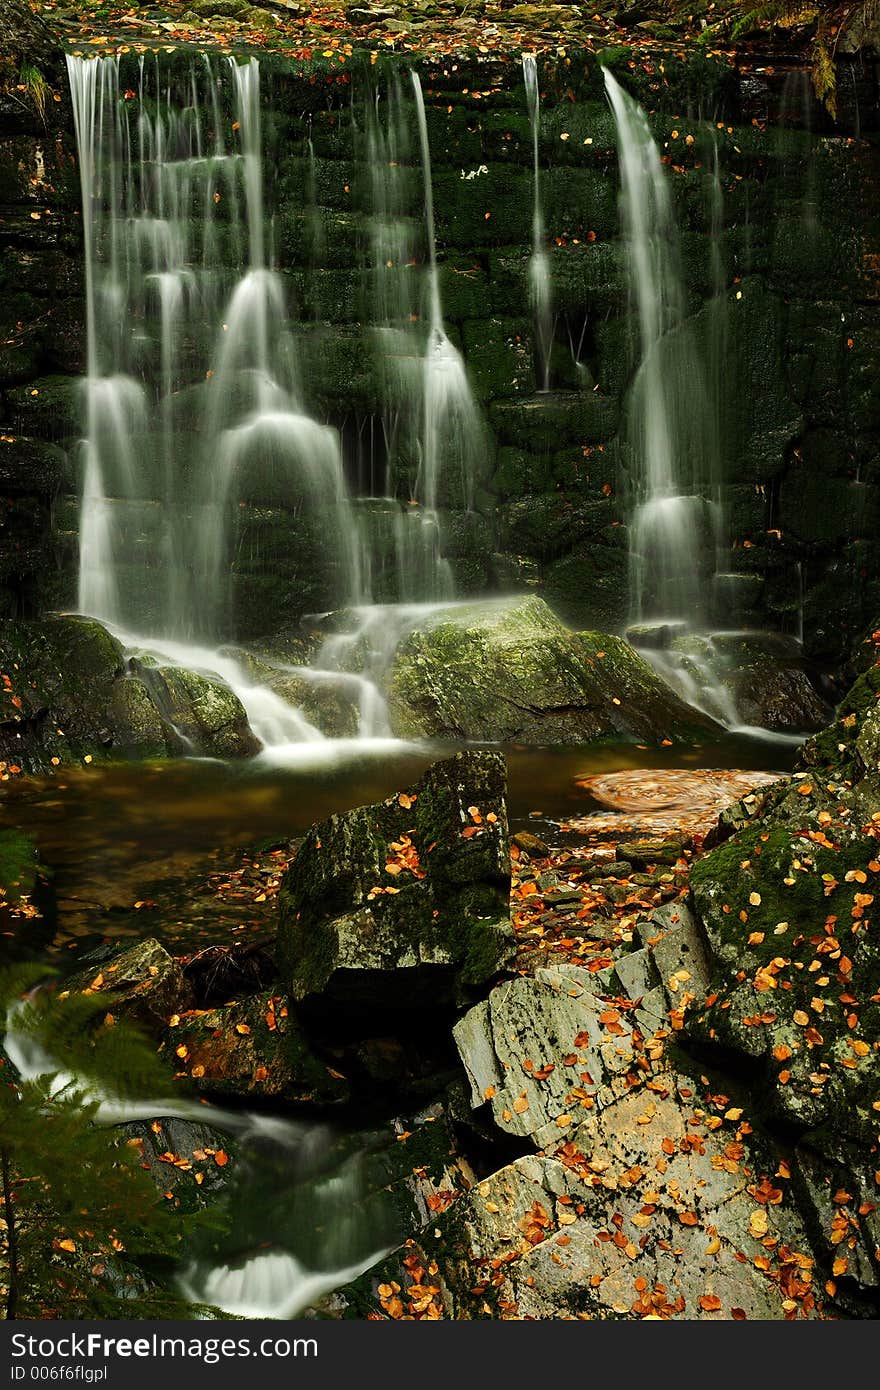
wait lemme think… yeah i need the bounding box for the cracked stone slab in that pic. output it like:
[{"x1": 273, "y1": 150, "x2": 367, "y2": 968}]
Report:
[{"x1": 454, "y1": 971, "x2": 636, "y2": 1145}]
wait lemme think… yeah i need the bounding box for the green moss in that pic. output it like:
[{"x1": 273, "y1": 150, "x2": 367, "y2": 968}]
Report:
[{"x1": 689, "y1": 797, "x2": 880, "y2": 1138}]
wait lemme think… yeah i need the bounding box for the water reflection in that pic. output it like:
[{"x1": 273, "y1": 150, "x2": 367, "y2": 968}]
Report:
[{"x1": 0, "y1": 734, "x2": 795, "y2": 960}]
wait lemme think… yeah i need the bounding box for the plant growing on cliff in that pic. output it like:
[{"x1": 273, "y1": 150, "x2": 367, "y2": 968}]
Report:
[
  {"x1": 0, "y1": 966, "x2": 200, "y2": 1319},
  {"x1": 691, "y1": 0, "x2": 878, "y2": 114},
  {"x1": 16, "y1": 60, "x2": 49, "y2": 123},
  {"x1": 0, "y1": 1, "x2": 58, "y2": 100}
]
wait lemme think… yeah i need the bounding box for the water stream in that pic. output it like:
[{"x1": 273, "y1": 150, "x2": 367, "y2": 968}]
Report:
[
  {"x1": 522, "y1": 54, "x2": 553, "y2": 393},
  {"x1": 5, "y1": 995, "x2": 400, "y2": 1317},
  {"x1": 604, "y1": 67, "x2": 721, "y2": 631}
]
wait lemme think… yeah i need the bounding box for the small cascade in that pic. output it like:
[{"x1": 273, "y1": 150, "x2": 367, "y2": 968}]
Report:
[
  {"x1": 705, "y1": 126, "x2": 730, "y2": 602},
  {"x1": 360, "y1": 74, "x2": 454, "y2": 601},
  {"x1": 603, "y1": 68, "x2": 721, "y2": 631},
  {"x1": 522, "y1": 54, "x2": 553, "y2": 393},
  {"x1": 602, "y1": 70, "x2": 806, "y2": 738},
  {"x1": 411, "y1": 72, "x2": 485, "y2": 520},
  {"x1": 5, "y1": 997, "x2": 397, "y2": 1318},
  {"x1": 66, "y1": 53, "x2": 367, "y2": 643}
]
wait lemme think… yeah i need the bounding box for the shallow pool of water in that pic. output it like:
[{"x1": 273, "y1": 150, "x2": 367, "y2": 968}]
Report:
[{"x1": 0, "y1": 732, "x2": 797, "y2": 962}]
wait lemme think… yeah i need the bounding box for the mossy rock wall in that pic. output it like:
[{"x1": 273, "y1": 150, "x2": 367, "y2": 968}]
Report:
[{"x1": 1, "y1": 45, "x2": 878, "y2": 661}]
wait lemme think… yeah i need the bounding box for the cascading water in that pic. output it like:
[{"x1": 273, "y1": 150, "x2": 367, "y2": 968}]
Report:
[
  {"x1": 5, "y1": 997, "x2": 397, "y2": 1317},
  {"x1": 64, "y1": 54, "x2": 488, "y2": 758},
  {"x1": 602, "y1": 71, "x2": 803, "y2": 738},
  {"x1": 603, "y1": 68, "x2": 721, "y2": 631},
  {"x1": 357, "y1": 72, "x2": 454, "y2": 603},
  {"x1": 66, "y1": 52, "x2": 366, "y2": 643},
  {"x1": 410, "y1": 72, "x2": 485, "y2": 522},
  {"x1": 522, "y1": 54, "x2": 553, "y2": 393}
]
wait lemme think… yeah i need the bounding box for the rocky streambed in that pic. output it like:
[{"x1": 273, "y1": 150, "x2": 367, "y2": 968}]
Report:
[{"x1": 5, "y1": 624, "x2": 877, "y2": 1320}]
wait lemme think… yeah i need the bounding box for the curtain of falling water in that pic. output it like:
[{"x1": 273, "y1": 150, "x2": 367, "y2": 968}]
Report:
[
  {"x1": 410, "y1": 72, "x2": 485, "y2": 521},
  {"x1": 522, "y1": 54, "x2": 553, "y2": 393},
  {"x1": 66, "y1": 53, "x2": 366, "y2": 643},
  {"x1": 357, "y1": 72, "x2": 454, "y2": 604},
  {"x1": 603, "y1": 68, "x2": 721, "y2": 630}
]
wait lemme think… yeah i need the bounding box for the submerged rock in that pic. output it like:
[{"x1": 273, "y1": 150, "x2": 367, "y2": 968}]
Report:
[
  {"x1": 277, "y1": 750, "x2": 515, "y2": 1006},
  {"x1": 387, "y1": 596, "x2": 719, "y2": 744}
]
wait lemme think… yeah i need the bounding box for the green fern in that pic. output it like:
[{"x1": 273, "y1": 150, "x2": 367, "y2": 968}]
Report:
[{"x1": 0, "y1": 966, "x2": 205, "y2": 1319}]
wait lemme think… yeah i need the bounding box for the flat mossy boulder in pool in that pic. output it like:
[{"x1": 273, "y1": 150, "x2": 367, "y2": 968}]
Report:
[
  {"x1": 161, "y1": 990, "x2": 349, "y2": 1106},
  {"x1": 277, "y1": 750, "x2": 515, "y2": 1007},
  {"x1": 387, "y1": 596, "x2": 719, "y2": 744},
  {"x1": 0, "y1": 615, "x2": 259, "y2": 770}
]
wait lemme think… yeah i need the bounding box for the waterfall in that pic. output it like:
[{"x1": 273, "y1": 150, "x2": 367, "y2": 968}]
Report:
[
  {"x1": 66, "y1": 53, "x2": 366, "y2": 643},
  {"x1": 603, "y1": 68, "x2": 719, "y2": 632},
  {"x1": 410, "y1": 72, "x2": 484, "y2": 521},
  {"x1": 522, "y1": 54, "x2": 553, "y2": 393},
  {"x1": 360, "y1": 72, "x2": 454, "y2": 602},
  {"x1": 706, "y1": 125, "x2": 731, "y2": 620},
  {"x1": 5, "y1": 996, "x2": 395, "y2": 1317}
]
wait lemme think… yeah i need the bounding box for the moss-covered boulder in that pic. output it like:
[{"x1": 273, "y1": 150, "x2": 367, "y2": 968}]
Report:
[
  {"x1": 138, "y1": 663, "x2": 260, "y2": 759},
  {"x1": 690, "y1": 803, "x2": 880, "y2": 1123},
  {"x1": 688, "y1": 665, "x2": 880, "y2": 1144},
  {"x1": 161, "y1": 990, "x2": 349, "y2": 1106},
  {"x1": 277, "y1": 751, "x2": 515, "y2": 1006},
  {"x1": 387, "y1": 596, "x2": 719, "y2": 744},
  {"x1": 0, "y1": 615, "x2": 259, "y2": 770},
  {"x1": 62, "y1": 938, "x2": 193, "y2": 1031}
]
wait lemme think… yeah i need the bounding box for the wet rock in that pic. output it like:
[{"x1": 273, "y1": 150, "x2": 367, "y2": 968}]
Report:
[
  {"x1": 277, "y1": 751, "x2": 515, "y2": 1007},
  {"x1": 512, "y1": 830, "x2": 551, "y2": 857},
  {"x1": 341, "y1": 1069, "x2": 821, "y2": 1320},
  {"x1": 687, "y1": 671, "x2": 880, "y2": 1143},
  {"x1": 387, "y1": 596, "x2": 720, "y2": 745},
  {"x1": 453, "y1": 967, "x2": 636, "y2": 1149},
  {"x1": 162, "y1": 990, "x2": 349, "y2": 1105},
  {"x1": 583, "y1": 858, "x2": 632, "y2": 879},
  {"x1": 618, "y1": 837, "x2": 686, "y2": 868},
  {"x1": 118, "y1": 1116, "x2": 235, "y2": 1213},
  {"x1": 730, "y1": 661, "x2": 831, "y2": 733},
  {"x1": 855, "y1": 702, "x2": 880, "y2": 775},
  {"x1": 63, "y1": 938, "x2": 193, "y2": 1029},
  {"x1": 636, "y1": 900, "x2": 712, "y2": 1011},
  {"x1": 0, "y1": 615, "x2": 258, "y2": 770},
  {"x1": 791, "y1": 1133, "x2": 880, "y2": 1293},
  {"x1": 139, "y1": 663, "x2": 259, "y2": 759},
  {"x1": 688, "y1": 793, "x2": 880, "y2": 1135}
]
